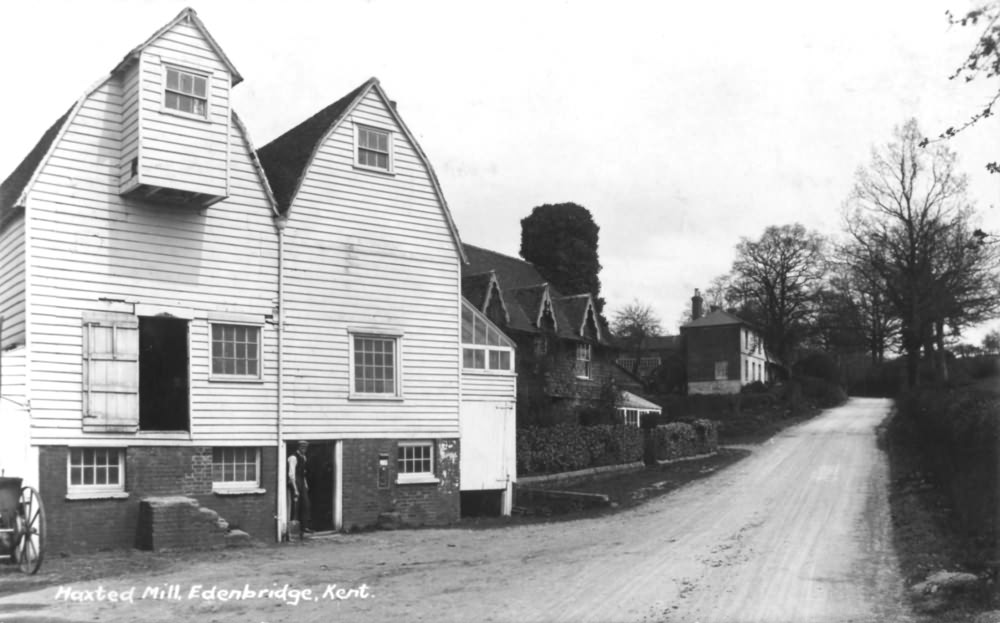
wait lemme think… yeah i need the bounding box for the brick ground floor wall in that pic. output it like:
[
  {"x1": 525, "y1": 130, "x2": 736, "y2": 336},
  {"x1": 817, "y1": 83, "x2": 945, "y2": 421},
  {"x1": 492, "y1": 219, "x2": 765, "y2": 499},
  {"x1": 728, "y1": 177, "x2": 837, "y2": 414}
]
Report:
[
  {"x1": 38, "y1": 445, "x2": 277, "y2": 554},
  {"x1": 340, "y1": 438, "x2": 460, "y2": 531}
]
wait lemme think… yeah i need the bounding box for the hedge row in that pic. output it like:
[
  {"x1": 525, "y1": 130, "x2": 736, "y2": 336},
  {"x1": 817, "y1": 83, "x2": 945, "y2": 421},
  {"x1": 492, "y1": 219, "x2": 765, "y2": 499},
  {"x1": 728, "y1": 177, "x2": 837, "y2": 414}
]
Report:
[
  {"x1": 516, "y1": 424, "x2": 644, "y2": 476},
  {"x1": 648, "y1": 419, "x2": 719, "y2": 462},
  {"x1": 895, "y1": 386, "x2": 999, "y2": 547}
]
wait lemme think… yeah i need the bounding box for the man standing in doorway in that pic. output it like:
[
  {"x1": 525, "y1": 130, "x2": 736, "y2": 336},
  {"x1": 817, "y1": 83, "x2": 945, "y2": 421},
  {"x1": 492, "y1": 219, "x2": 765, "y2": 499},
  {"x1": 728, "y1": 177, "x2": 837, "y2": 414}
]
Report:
[{"x1": 287, "y1": 440, "x2": 311, "y2": 537}]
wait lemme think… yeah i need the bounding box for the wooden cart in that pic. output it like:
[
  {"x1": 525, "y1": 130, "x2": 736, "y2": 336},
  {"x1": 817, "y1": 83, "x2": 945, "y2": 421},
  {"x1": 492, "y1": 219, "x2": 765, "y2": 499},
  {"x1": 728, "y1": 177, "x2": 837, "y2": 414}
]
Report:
[{"x1": 0, "y1": 477, "x2": 44, "y2": 574}]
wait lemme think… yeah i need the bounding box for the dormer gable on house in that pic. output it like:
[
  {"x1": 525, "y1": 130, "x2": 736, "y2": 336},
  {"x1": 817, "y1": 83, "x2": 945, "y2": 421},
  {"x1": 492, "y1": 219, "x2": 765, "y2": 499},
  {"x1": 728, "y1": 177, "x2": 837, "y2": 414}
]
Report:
[
  {"x1": 556, "y1": 294, "x2": 603, "y2": 341},
  {"x1": 115, "y1": 8, "x2": 242, "y2": 207},
  {"x1": 461, "y1": 271, "x2": 510, "y2": 328}
]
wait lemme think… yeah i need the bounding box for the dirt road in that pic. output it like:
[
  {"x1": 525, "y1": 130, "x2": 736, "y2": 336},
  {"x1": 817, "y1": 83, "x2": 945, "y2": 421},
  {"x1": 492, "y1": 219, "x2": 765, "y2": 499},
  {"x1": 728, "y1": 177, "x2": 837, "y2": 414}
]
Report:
[{"x1": 0, "y1": 398, "x2": 911, "y2": 623}]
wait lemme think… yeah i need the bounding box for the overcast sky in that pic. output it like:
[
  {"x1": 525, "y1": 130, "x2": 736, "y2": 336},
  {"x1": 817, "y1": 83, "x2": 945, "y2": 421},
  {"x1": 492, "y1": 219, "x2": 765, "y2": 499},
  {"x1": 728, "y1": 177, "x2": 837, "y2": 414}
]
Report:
[{"x1": 2, "y1": 0, "x2": 998, "y2": 342}]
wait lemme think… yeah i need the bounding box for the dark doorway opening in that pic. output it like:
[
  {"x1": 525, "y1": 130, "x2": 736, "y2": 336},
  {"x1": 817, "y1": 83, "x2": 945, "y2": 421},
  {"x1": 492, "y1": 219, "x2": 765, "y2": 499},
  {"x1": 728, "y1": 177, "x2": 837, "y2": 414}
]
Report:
[
  {"x1": 139, "y1": 316, "x2": 189, "y2": 431},
  {"x1": 460, "y1": 490, "x2": 504, "y2": 517},
  {"x1": 286, "y1": 440, "x2": 337, "y2": 532}
]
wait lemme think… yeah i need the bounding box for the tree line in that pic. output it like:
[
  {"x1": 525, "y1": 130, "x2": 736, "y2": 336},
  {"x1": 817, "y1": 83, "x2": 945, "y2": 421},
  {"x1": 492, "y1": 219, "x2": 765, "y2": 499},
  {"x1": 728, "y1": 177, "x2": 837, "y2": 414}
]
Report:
[{"x1": 685, "y1": 118, "x2": 1000, "y2": 388}]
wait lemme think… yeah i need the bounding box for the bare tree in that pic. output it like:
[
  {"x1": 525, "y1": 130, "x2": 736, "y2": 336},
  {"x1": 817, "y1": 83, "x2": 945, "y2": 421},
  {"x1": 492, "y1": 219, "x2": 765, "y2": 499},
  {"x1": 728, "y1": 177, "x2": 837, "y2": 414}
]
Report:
[
  {"x1": 843, "y1": 118, "x2": 1000, "y2": 386},
  {"x1": 612, "y1": 299, "x2": 664, "y2": 373},
  {"x1": 729, "y1": 223, "x2": 827, "y2": 363}
]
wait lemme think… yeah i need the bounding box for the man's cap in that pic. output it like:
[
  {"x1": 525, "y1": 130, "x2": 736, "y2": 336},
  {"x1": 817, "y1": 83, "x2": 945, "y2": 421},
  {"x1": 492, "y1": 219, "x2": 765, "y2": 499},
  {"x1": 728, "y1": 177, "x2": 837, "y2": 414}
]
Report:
[{"x1": 297, "y1": 440, "x2": 309, "y2": 447}]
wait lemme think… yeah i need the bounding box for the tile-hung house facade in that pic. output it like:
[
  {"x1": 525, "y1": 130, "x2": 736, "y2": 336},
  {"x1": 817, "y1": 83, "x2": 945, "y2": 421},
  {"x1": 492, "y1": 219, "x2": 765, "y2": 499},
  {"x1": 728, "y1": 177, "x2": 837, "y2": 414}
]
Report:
[
  {"x1": 680, "y1": 291, "x2": 779, "y2": 395},
  {"x1": 462, "y1": 244, "x2": 637, "y2": 425},
  {"x1": 257, "y1": 78, "x2": 470, "y2": 531},
  {"x1": 0, "y1": 7, "x2": 501, "y2": 550},
  {"x1": 0, "y1": 9, "x2": 280, "y2": 552}
]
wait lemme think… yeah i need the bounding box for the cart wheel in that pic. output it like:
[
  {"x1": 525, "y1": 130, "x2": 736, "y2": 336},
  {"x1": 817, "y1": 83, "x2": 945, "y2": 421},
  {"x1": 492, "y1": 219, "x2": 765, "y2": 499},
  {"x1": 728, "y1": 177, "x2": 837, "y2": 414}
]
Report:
[{"x1": 15, "y1": 486, "x2": 44, "y2": 575}]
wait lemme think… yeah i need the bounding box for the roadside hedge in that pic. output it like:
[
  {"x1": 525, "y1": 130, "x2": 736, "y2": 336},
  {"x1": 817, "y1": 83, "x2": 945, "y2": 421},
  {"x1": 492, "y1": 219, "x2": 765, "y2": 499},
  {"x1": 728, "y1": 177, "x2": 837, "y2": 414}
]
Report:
[
  {"x1": 516, "y1": 424, "x2": 644, "y2": 476},
  {"x1": 648, "y1": 419, "x2": 719, "y2": 462},
  {"x1": 895, "y1": 385, "x2": 999, "y2": 545}
]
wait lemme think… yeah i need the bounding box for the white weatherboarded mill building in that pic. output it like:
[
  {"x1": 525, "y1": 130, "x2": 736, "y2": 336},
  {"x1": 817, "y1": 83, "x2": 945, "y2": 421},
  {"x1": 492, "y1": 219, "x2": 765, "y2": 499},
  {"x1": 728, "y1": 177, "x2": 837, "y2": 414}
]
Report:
[{"x1": 0, "y1": 7, "x2": 515, "y2": 553}]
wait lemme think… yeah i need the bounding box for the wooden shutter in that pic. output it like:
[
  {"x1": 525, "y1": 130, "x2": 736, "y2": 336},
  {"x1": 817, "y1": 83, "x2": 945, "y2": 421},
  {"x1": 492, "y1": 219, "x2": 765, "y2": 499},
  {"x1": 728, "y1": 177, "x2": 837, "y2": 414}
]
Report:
[{"x1": 82, "y1": 311, "x2": 139, "y2": 432}]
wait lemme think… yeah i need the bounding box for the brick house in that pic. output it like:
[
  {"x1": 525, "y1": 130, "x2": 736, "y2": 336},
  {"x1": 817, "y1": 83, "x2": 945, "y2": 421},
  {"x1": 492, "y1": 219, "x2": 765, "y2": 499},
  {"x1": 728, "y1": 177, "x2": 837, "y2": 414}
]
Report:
[
  {"x1": 462, "y1": 244, "x2": 641, "y2": 425},
  {"x1": 680, "y1": 291, "x2": 780, "y2": 395},
  {"x1": 0, "y1": 7, "x2": 515, "y2": 552}
]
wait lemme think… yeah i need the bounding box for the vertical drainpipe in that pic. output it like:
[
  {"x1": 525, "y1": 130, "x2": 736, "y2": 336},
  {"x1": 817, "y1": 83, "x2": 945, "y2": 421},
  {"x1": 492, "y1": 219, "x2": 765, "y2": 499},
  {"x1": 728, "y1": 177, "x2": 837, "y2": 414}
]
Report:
[{"x1": 274, "y1": 217, "x2": 287, "y2": 542}]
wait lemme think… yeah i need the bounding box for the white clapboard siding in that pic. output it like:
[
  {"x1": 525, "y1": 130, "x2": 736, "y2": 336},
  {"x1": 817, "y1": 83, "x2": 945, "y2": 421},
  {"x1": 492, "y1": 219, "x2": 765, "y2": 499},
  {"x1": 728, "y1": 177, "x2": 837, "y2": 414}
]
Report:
[
  {"x1": 0, "y1": 216, "x2": 26, "y2": 349},
  {"x1": 281, "y1": 87, "x2": 461, "y2": 439},
  {"x1": 461, "y1": 371, "x2": 517, "y2": 402},
  {"x1": 26, "y1": 74, "x2": 277, "y2": 446},
  {"x1": 132, "y1": 19, "x2": 230, "y2": 198}
]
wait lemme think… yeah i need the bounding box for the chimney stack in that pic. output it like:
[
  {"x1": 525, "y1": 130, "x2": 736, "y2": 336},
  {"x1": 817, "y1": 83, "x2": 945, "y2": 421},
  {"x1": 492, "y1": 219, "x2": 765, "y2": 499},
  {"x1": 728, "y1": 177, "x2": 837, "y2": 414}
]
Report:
[{"x1": 691, "y1": 289, "x2": 703, "y2": 321}]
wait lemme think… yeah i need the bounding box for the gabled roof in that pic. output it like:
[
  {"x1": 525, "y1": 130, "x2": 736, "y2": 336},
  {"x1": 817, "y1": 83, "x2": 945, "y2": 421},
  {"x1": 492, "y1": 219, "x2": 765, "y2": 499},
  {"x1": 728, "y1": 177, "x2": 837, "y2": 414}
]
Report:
[
  {"x1": 461, "y1": 271, "x2": 510, "y2": 324},
  {"x1": 2, "y1": 7, "x2": 257, "y2": 226},
  {"x1": 555, "y1": 294, "x2": 602, "y2": 341},
  {"x1": 681, "y1": 309, "x2": 746, "y2": 329},
  {"x1": 0, "y1": 108, "x2": 71, "y2": 217},
  {"x1": 257, "y1": 79, "x2": 372, "y2": 214},
  {"x1": 258, "y1": 78, "x2": 465, "y2": 262},
  {"x1": 112, "y1": 7, "x2": 243, "y2": 86},
  {"x1": 462, "y1": 243, "x2": 607, "y2": 343}
]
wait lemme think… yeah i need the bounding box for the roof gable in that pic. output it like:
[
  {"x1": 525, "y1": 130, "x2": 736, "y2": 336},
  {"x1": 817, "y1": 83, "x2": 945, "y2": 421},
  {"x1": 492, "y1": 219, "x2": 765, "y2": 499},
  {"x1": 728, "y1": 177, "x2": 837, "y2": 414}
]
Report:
[
  {"x1": 257, "y1": 79, "x2": 373, "y2": 214},
  {"x1": 461, "y1": 271, "x2": 510, "y2": 324},
  {"x1": 257, "y1": 78, "x2": 465, "y2": 262},
  {"x1": 112, "y1": 7, "x2": 243, "y2": 85}
]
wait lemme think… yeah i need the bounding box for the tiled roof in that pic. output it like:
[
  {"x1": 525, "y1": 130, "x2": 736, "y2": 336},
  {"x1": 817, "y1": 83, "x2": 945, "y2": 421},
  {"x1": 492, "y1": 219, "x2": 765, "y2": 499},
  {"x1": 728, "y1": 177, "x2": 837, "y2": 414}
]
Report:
[
  {"x1": 463, "y1": 244, "x2": 548, "y2": 291},
  {"x1": 462, "y1": 243, "x2": 605, "y2": 343},
  {"x1": 0, "y1": 108, "x2": 71, "y2": 221},
  {"x1": 643, "y1": 335, "x2": 682, "y2": 350},
  {"x1": 681, "y1": 309, "x2": 746, "y2": 328},
  {"x1": 257, "y1": 78, "x2": 374, "y2": 213},
  {"x1": 461, "y1": 272, "x2": 494, "y2": 310}
]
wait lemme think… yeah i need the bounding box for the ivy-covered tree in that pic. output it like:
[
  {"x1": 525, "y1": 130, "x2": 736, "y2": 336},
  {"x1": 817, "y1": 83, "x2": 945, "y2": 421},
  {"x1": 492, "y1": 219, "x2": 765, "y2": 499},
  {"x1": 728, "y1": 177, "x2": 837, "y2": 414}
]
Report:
[{"x1": 520, "y1": 202, "x2": 604, "y2": 310}]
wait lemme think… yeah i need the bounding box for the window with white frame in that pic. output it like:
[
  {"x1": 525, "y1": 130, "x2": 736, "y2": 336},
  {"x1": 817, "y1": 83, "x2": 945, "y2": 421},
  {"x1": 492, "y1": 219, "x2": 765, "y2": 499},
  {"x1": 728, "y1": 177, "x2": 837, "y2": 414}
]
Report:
[
  {"x1": 356, "y1": 125, "x2": 391, "y2": 171},
  {"x1": 397, "y1": 441, "x2": 436, "y2": 483},
  {"x1": 575, "y1": 343, "x2": 592, "y2": 379},
  {"x1": 351, "y1": 334, "x2": 399, "y2": 396},
  {"x1": 714, "y1": 360, "x2": 728, "y2": 380},
  {"x1": 461, "y1": 302, "x2": 514, "y2": 372},
  {"x1": 211, "y1": 324, "x2": 261, "y2": 379},
  {"x1": 68, "y1": 448, "x2": 125, "y2": 496},
  {"x1": 622, "y1": 409, "x2": 640, "y2": 427},
  {"x1": 164, "y1": 66, "x2": 208, "y2": 117},
  {"x1": 211, "y1": 447, "x2": 260, "y2": 491}
]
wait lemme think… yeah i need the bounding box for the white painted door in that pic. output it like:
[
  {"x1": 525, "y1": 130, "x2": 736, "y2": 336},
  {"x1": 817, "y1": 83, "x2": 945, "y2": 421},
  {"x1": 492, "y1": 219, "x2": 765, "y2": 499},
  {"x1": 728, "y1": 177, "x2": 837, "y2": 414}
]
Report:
[{"x1": 459, "y1": 401, "x2": 515, "y2": 491}]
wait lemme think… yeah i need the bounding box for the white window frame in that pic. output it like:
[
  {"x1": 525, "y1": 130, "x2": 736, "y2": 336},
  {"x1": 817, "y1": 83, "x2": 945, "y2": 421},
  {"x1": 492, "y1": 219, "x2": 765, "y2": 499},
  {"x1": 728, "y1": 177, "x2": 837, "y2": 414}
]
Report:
[
  {"x1": 462, "y1": 302, "x2": 515, "y2": 374},
  {"x1": 209, "y1": 322, "x2": 263, "y2": 382},
  {"x1": 715, "y1": 360, "x2": 729, "y2": 380},
  {"x1": 348, "y1": 330, "x2": 403, "y2": 399},
  {"x1": 66, "y1": 448, "x2": 127, "y2": 500},
  {"x1": 211, "y1": 447, "x2": 263, "y2": 494},
  {"x1": 575, "y1": 343, "x2": 592, "y2": 379},
  {"x1": 355, "y1": 124, "x2": 394, "y2": 173},
  {"x1": 162, "y1": 64, "x2": 210, "y2": 120},
  {"x1": 396, "y1": 441, "x2": 438, "y2": 484}
]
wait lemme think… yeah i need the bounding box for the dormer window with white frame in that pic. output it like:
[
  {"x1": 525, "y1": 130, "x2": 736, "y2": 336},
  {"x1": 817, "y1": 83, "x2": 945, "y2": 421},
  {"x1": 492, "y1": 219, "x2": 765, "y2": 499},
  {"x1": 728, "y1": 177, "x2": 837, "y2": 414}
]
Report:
[
  {"x1": 356, "y1": 125, "x2": 393, "y2": 172},
  {"x1": 164, "y1": 65, "x2": 209, "y2": 118}
]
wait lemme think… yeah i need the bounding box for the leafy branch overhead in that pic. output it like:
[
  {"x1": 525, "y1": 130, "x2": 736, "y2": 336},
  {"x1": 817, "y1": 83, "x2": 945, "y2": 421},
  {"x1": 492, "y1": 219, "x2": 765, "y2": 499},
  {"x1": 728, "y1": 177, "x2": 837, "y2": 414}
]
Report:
[{"x1": 922, "y1": 2, "x2": 1000, "y2": 173}]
